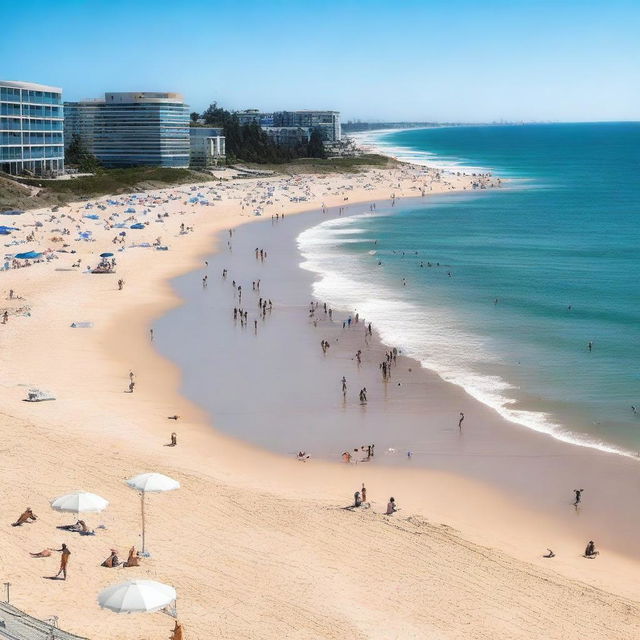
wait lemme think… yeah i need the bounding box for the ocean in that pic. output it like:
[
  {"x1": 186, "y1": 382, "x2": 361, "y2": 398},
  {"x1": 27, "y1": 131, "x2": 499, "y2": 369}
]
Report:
[{"x1": 298, "y1": 123, "x2": 640, "y2": 457}]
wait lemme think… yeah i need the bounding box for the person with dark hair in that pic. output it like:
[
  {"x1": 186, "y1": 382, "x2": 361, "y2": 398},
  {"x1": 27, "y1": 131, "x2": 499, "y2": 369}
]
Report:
[
  {"x1": 53, "y1": 544, "x2": 71, "y2": 579},
  {"x1": 584, "y1": 541, "x2": 599, "y2": 558},
  {"x1": 12, "y1": 507, "x2": 37, "y2": 527}
]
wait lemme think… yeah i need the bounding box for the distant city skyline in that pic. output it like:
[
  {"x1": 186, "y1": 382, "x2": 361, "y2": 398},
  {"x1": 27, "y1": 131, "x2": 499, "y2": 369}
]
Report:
[{"x1": 2, "y1": 0, "x2": 639, "y2": 123}]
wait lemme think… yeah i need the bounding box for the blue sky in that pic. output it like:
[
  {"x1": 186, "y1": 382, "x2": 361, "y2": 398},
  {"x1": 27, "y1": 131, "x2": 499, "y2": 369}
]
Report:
[{"x1": 2, "y1": 0, "x2": 638, "y2": 122}]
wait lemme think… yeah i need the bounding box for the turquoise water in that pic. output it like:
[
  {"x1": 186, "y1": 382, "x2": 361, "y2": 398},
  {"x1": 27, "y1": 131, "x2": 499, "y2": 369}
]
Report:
[{"x1": 299, "y1": 123, "x2": 640, "y2": 456}]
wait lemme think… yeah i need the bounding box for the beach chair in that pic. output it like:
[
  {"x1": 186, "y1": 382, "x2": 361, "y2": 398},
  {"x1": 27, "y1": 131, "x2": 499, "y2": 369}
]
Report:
[{"x1": 24, "y1": 388, "x2": 56, "y2": 402}]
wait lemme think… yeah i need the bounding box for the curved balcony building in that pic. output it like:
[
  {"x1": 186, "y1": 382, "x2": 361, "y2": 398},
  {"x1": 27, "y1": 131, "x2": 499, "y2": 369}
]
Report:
[
  {"x1": 64, "y1": 92, "x2": 189, "y2": 168},
  {"x1": 0, "y1": 80, "x2": 64, "y2": 176}
]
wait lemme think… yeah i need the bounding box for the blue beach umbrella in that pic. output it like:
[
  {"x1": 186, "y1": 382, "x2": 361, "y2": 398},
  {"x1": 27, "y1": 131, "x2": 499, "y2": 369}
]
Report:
[
  {"x1": 15, "y1": 251, "x2": 42, "y2": 259},
  {"x1": 0, "y1": 226, "x2": 19, "y2": 235},
  {"x1": 130, "y1": 223, "x2": 145, "y2": 230},
  {"x1": 0, "y1": 210, "x2": 24, "y2": 216},
  {"x1": 100, "y1": 252, "x2": 114, "y2": 258},
  {"x1": 84, "y1": 214, "x2": 100, "y2": 220}
]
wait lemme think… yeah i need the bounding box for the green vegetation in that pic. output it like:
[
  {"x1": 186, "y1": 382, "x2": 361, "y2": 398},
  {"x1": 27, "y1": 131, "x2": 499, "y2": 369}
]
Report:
[
  {"x1": 65, "y1": 133, "x2": 101, "y2": 173},
  {"x1": 198, "y1": 102, "x2": 326, "y2": 164},
  {"x1": 239, "y1": 154, "x2": 399, "y2": 175},
  {"x1": 0, "y1": 167, "x2": 219, "y2": 211},
  {"x1": 21, "y1": 167, "x2": 218, "y2": 196},
  {"x1": 307, "y1": 129, "x2": 327, "y2": 160}
]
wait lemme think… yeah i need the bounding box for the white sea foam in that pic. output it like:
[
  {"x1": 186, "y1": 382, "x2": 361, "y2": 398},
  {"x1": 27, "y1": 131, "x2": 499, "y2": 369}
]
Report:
[
  {"x1": 350, "y1": 129, "x2": 492, "y2": 175},
  {"x1": 298, "y1": 215, "x2": 638, "y2": 460}
]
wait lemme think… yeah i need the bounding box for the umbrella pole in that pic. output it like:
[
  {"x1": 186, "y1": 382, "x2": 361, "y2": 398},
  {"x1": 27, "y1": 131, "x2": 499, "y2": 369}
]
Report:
[{"x1": 141, "y1": 492, "x2": 146, "y2": 554}]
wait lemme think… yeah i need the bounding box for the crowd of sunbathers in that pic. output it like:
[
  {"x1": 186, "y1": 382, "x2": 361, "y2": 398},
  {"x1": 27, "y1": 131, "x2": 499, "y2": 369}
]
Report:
[{"x1": 11, "y1": 507, "x2": 144, "y2": 577}]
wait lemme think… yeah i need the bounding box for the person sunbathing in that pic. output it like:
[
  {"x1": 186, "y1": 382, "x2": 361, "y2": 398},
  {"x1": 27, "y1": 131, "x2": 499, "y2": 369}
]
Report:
[
  {"x1": 123, "y1": 546, "x2": 141, "y2": 567},
  {"x1": 30, "y1": 549, "x2": 52, "y2": 558},
  {"x1": 58, "y1": 519, "x2": 95, "y2": 535},
  {"x1": 12, "y1": 507, "x2": 37, "y2": 526},
  {"x1": 101, "y1": 550, "x2": 121, "y2": 568}
]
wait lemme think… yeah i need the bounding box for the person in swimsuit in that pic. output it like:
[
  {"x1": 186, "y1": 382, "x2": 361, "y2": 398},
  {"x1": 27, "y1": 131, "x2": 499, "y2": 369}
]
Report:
[{"x1": 53, "y1": 544, "x2": 71, "y2": 579}]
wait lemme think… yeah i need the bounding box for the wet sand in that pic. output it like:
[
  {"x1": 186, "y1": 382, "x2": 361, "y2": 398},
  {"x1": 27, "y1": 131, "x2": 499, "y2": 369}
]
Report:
[{"x1": 157, "y1": 198, "x2": 640, "y2": 566}]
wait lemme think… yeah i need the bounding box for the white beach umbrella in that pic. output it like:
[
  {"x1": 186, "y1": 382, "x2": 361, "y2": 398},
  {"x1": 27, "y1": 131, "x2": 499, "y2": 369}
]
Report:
[
  {"x1": 126, "y1": 473, "x2": 180, "y2": 493},
  {"x1": 125, "y1": 473, "x2": 180, "y2": 555},
  {"x1": 51, "y1": 491, "x2": 109, "y2": 514},
  {"x1": 98, "y1": 579, "x2": 176, "y2": 614}
]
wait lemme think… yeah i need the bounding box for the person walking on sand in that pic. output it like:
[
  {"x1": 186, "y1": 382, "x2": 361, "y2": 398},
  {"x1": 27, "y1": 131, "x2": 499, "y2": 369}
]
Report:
[
  {"x1": 386, "y1": 497, "x2": 397, "y2": 515},
  {"x1": 573, "y1": 488, "x2": 583, "y2": 506},
  {"x1": 458, "y1": 412, "x2": 465, "y2": 430},
  {"x1": 342, "y1": 376, "x2": 347, "y2": 396},
  {"x1": 53, "y1": 543, "x2": 70, "y2": 579}
]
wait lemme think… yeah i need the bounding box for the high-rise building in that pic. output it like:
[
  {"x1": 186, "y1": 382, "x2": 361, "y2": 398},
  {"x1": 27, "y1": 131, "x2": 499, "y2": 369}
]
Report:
[
  {"x1": 189, "y1": 127, "x2": 226, "y2": 169},
  {"x1": 64, "y1": 92, "x2": 190, "y2": 168},
  {"x1": 272, "y1": 111, "x2": 341, "y2": 142},
  {"x1": 234, "y1": 109, "x2": 341, "y2": 143},
  {"x1": 235, "y1": 110, "x2": 274, "y2": 127},
  {"x1": 0, "y1": 80, "x2": 64, "y2": 176}
]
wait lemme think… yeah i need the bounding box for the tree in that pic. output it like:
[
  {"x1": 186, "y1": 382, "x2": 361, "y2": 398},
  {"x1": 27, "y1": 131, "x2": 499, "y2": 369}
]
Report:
[
  {"x1": 202, "y1": 102, "x2": 232, "y2": 128},
  {"x1": 190, "y1": 111, "x2": 200, "y2": 123},
  {"x1": 307, "y1": 128, "x2": 326, "y2": 159},
  {"x1": 199, "y1": 101, "x2": 328, "y2": 164},
  {"x1": 65, "y1": 133, "x2": 101, "y2": 173}
]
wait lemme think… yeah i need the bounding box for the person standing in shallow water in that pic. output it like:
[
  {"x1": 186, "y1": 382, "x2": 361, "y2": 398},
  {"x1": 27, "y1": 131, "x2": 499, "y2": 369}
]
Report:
[
  {"x1": 458, "y1": 412, "x2": 464, "y2": 430},
  {"x1": 574, "y1": 489, "x2": 583, "y2": 506}
]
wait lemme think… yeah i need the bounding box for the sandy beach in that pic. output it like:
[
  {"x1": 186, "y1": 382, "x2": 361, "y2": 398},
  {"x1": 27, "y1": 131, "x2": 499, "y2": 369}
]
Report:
[{"x1": 2, "y1": 163, "x2": 640, "y2": 640}]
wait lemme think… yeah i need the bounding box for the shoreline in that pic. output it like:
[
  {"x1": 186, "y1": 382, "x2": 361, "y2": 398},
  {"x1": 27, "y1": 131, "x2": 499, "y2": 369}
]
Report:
[
  {"x1": 298, "y1": 198, "x2": 640, "y2": 463},
  {"x1": 2, "y1": 165, "x2": 640, "y2": 638},
  {"x1": 156, "y1": 196, "x2": 640, "y2": 568}
]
